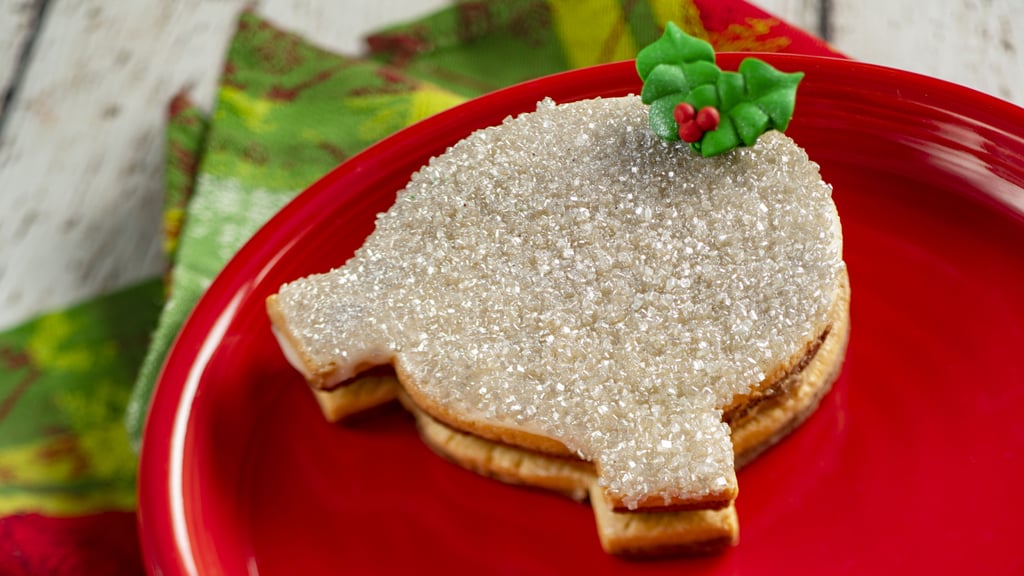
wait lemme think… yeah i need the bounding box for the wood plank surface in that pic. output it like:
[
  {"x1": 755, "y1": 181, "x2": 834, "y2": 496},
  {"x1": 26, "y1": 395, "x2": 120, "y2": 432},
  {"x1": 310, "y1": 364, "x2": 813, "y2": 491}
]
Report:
[
  {"x1": 0, "y1": 0, "x2": 245, "y2": 329},
  {"x1": 0, "y1": 0, "x2": 1019, "y2": 330},
  {"x1": 830, "y1": 0, "x2": 1023, "y2": 104},
  {"x1": 0, "y1": 0, "x2": 45, "y2": 119}
]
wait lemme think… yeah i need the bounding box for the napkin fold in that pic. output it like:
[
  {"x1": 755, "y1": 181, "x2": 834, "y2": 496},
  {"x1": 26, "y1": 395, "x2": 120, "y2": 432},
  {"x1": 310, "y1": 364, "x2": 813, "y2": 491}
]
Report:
[
  {"x1": 0, "y1": 1, "x2": 838, "y2": 573},
  {"x1": 0, "y1": 280, "x2": 160, "y2": 574}
]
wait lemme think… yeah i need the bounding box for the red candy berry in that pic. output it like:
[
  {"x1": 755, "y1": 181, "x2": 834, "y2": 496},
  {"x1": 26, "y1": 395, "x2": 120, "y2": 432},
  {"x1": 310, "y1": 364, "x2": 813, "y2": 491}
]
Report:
[
  {"x1": 673, "y1": 103, "x2": 720, "y2": 143},
  {"x1": 677, "y1": 121, "x2": 703, "y2": 143},
  {"x1": 695, "y1": 106, "x2": 720, "y2": 131},
  {"x1": 673, "y1": 102, "x2": 696, "y2": 125}
]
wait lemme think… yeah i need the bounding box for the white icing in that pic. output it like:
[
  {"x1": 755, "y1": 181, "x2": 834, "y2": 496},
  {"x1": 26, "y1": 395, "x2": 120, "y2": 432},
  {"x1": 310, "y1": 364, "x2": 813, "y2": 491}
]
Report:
[{"x1": 275, "y1": 96, "x2": 844, "y2": 507}]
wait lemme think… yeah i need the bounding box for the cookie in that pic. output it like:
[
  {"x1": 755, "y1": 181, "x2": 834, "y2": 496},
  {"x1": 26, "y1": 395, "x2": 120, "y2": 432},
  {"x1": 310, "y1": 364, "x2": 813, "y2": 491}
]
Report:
[{"x1": 267, "y1": 93, "x2": 847, "y2": 554}]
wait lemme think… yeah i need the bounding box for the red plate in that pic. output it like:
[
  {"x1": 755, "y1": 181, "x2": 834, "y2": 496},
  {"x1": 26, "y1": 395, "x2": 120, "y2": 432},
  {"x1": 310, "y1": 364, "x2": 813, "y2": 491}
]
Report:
[{"x1": 139, "y1": 55, "x2": 1024, "y2": 575}]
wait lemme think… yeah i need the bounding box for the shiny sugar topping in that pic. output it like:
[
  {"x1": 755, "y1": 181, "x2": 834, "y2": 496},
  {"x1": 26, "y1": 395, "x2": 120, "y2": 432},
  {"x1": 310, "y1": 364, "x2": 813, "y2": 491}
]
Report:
[{"x1": 275, "y1": 96, "x2": 844, "y2": 508}]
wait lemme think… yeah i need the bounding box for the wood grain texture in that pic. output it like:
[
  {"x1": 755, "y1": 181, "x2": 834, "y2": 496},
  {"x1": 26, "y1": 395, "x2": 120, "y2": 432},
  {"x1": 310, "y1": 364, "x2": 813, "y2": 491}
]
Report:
[
  {"x1": 0, "y1": 0, "x2": 45, "y2": 119},
  {"x1": 831, "y1": 0, "x2": 1022, "y2": 104},
  {"x1": 0, "y1": 0, "x2": 247, "y2": 329}
]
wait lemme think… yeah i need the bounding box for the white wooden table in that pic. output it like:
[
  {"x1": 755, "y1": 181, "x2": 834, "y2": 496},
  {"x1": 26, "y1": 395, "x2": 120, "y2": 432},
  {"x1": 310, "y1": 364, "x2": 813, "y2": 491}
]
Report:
[{"x1": 0, "y1": 0, "x2": 1021, "y2": 330}]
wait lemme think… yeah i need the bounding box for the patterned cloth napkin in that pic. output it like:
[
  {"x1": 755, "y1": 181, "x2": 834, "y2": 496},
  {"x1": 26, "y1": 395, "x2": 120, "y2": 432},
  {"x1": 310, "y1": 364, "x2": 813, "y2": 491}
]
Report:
[{"x1": 0, "y1": 1, "x2": 839, "y2": 573}]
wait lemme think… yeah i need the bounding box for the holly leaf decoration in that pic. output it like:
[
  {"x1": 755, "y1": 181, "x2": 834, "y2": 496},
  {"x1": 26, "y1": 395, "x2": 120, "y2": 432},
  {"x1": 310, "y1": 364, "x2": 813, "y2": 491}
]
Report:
[
  {"x1": 636, "y1": 23, "x2": 715, "y2": 81},
  {"x1": 636, "y1": 22, "x2": 804, "y2": 157}
]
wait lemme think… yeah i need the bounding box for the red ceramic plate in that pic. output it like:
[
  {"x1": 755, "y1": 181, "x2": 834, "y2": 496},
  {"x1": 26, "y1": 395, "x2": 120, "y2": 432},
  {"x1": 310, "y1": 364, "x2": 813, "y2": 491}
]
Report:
[{"x1": 139, "y1": 54, "x2": 1024, "y2": 575}]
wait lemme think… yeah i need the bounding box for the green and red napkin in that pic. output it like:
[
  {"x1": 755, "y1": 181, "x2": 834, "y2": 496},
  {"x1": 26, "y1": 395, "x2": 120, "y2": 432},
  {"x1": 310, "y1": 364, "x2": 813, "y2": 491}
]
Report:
[{"x1": 0, "y1": 1, "x2": 839, "y2": 573}]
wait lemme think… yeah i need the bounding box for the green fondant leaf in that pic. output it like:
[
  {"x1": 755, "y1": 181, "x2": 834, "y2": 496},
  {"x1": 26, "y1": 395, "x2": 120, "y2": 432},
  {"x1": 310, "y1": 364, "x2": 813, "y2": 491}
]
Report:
[
  {"x1": 636, "y1": 22, "x2": 715, "y2": 81},
  {"x1": 680, "y1": 61, "x2": 721, "y2": 89},
  {"x1": 728, "y1": 102, "x2": 770, "y2": 146},
  {"x1": 738, "y1": 58, "x2": 803, "y2": 129},
  {"x1": 739, "y1": 58, "x2": 802, "y2": 98},
  {"x1": 687, "y1": 84, "x2": 720, "y2": 110},
  {"x1": 649, "y1": 93, "x2": 689, "y2": 141},
  {"x1": 752, "y1": 88, "x2": 802, "y2": 130},
  {"x1": 715, "y1": 72, "x2": 746, "y2": 114},
  {"x1": 641, "y1": 64, "x2": 689, "y2": 104},
  {"x1": 697, "y1": 116, "x2": 741, "y2": 157}
]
